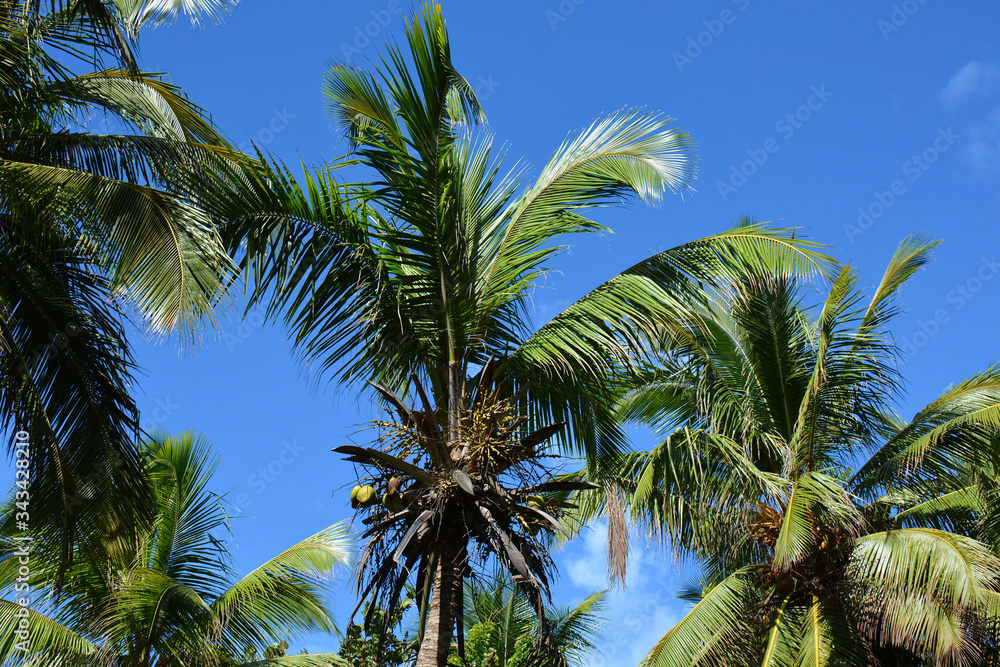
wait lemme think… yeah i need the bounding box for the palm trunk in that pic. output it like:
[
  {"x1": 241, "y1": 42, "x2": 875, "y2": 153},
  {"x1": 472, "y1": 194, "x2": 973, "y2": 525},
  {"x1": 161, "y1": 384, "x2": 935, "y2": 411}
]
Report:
[{"x1": 416, "y1": 531, "x2": 463, "y2": 667}]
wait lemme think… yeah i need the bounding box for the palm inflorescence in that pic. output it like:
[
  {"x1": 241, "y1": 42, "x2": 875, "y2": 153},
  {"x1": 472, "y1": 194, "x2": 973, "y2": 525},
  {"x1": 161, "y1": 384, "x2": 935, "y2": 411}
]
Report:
[{"x1": 340, "y1": 361, "x2": 598, "y2": 667}]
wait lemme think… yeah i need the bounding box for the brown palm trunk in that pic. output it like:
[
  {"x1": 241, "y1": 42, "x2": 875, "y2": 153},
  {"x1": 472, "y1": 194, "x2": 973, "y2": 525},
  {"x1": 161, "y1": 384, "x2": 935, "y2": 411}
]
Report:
[{"x1": 416, "y1": 531, "x2": 463, "y2": 667}]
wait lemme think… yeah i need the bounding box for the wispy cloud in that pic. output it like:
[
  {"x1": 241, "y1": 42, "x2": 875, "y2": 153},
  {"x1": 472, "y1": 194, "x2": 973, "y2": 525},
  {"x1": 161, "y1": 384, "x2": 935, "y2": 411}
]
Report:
[
  {"x1": 564, "y1": 522, "x2": 687, "y2": 666},
  {"x1": 966, "y1": 107, "x2": 1000, "y2": 177},
  {"x1": 530, "y1": 296, "x2": 573, "y2": 327},
  {"x1": 940, "y1": 61, "x2": 1000, "y2": 110}
]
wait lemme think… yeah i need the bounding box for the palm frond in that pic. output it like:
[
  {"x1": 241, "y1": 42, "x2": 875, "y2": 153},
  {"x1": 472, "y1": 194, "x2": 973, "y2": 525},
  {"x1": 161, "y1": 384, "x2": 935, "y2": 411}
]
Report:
[
  {"x1": 211, "y1": 523, "x2": 352, "y2": 651},
  {"x1": 0, "y1": 600, "x2": 95, "y2": 665},
  {"x1": 848, "y1": 528, "x2": 1000, "y2": 662},
  {"x1": 773, "y1": 471, "x2": 861, "y2": 571},
  {"x1": 2, "y1": 159, "x2": 235, "y2": 339},
  {"x1": 856, "y1": 234, "x2": 938, "y2": 346},
  {"x1": 48, "y1": 69, "x2": 232, "y2": 145},
  {"x1": 120, "y1": 0, "x2": 238, "y2": 33},
  {"x1": 639, "y1": 566, "x2": 761, "y2": 667},
  {"x1": 853, "y1": 365, "x2": 1000, "y2": 497},
  {"x1": 236, "y1": 654, "x2": 349, "y2": 667}
]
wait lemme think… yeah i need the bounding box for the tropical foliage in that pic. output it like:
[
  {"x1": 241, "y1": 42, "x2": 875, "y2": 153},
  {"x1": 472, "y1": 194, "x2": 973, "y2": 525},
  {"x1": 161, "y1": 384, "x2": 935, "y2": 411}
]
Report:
[
  {"x1": 9, "y1": 3, "x2": 993, "y2": 666},
  {"x1": 338, "y1": 600, "x2": 415, "y2": 667},
  {"x1": 571, "y1": 236, "x2": 1000, "y2": 666},
  {"x1": 454, "y1": 574, "x2": 608, "y2": 667},
  {"x1": 0, "y1": 432, "x2": 352, "y2": 667},
  {"x1": 194, "y1": 4, "x2": 832, "y2": 664},
  {"x1": 0, "y1": 0, "x2": 245, "y2": 570},
  {"x1": 336, "y1": 575, "x2": 607, "y2": 667}
]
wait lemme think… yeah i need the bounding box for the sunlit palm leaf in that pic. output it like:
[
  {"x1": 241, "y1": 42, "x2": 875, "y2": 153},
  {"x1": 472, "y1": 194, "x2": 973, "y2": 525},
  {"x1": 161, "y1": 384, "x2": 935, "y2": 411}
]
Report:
[
  {"x1": 1, "y1": 160, "x2": 234, "y2": 338},
  {"x1": 0, "y1": 600, "x2": 96, "y2": 666},
  {"x1": 212, "y1": 522, "x2": 352, "y2": 650},
  {"x1": 639, "y1": 567, "x2": 760, "y2": 667}
]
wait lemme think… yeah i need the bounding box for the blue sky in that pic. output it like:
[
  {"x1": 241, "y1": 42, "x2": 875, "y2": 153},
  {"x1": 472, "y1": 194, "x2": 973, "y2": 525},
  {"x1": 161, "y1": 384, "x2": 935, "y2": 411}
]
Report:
[{"x1": 33, "y1": 0, "x2": 1000, "y2": 662}]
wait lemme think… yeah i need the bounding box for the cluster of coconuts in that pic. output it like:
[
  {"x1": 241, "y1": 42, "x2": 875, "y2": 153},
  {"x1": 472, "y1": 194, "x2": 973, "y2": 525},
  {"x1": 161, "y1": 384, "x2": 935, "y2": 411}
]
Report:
[{"x1": 350, "y1": 476, "x2": 405, "y2": 512}]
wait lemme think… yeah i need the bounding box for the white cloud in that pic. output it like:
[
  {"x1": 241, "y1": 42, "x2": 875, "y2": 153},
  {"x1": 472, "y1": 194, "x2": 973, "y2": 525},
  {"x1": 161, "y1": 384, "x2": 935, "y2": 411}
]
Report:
[
  {"x1": 566, "y1": 521, "x2": 612, "y2": 590},
  {"x1": 966, "y1": 107, "x2": 1000, "y2": 176},
  {"x1": 940, "y1": 61, "x2": 1000, "y2": 110},
  {"x1": 563, "y1": 523, "x2": 689, "y2": 666},
  {"x1": 565, "y1": 521, "x2": 667, "y2": 591}
]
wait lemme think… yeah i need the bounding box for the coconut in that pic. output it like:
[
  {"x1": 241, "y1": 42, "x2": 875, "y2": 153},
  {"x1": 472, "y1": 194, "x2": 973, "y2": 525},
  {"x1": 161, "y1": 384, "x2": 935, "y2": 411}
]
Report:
[
  {"x1": 383, "y1": 489, "x2": 404, "y2": 513},
  {"x1": 356, "y1": 485, "x2": 377, "y2": 506}
]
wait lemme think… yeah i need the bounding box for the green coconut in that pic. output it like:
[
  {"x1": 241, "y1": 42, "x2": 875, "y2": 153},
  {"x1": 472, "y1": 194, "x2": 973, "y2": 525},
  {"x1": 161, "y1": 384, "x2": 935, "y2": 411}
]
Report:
[
  {"x1": 350, "y1": 485, "x2": 362, "y2": 509},
  {"x1": 356, "y1": 485, "x2": 377, "y2": 506},
  {"x1": 383, "y1": 489, "x2": 405, "y2": 513}
]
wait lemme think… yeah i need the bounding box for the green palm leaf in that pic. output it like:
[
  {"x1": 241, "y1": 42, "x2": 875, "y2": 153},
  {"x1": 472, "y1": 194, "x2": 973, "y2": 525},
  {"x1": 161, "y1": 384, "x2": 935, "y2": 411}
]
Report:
[
  {"x1": 211, "y1": 522, "x2": 353, "y2": 650},
  {"x1": 848, "y1": 528, "x2": 1000, "y2": 661},
  {"x1": 639, "y1": 567, "x2": 761, "y2": 667},
  {"x1": 1, "y1": 433, "x2": 353, "y2": 665},
  {"x1": 586, "y1": 235, "x2": 1000, "y2": 666},
  {"x1": 1, "y1": 160, "x2": 234, "y2": 338},
  {"x1": 237, "y1": 655, "x2": 349, "y2": 667},
  {"x1": 773, "y1": 471, "x2": 860, "y2": 571},
  {"x1": 0, "y1": 600, "x2": 96, "y2": 666},
  {"x1": 2, "y1": 0, "x2": 246, "y2": 568}
]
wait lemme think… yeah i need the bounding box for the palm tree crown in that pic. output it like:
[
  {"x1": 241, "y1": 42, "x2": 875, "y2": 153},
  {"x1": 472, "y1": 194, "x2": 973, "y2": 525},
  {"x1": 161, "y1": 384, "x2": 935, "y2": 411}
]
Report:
[
  {"x1": 457, "y1": 574, "x2": 608, "y2": 667},
  {"x1": 0, "y1": 432, "x2": 353, "y2": 667},
  {"x1": 204, "y1": 5, "x2": 831, "y2": 665},
  {"x1": 1, "y1": 0, "x2": 245, "y2": 570},
  {"x1": 575, "y1": 236, "x2": 1000, "y2": 666}
]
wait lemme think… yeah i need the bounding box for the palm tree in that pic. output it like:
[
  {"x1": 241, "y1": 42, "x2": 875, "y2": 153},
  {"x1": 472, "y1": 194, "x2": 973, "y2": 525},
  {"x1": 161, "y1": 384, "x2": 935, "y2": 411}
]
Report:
[
  {"x1": 0, "y1": 0, "x2": 246, "y2": 569},
  {"x1": 0, "y1": 431, "x2": 353, "y2": 667},
  {"x1": 339, "y1": 376, "x2": 603, "y2": 667},
  {"x1": 199, "y1": 5, "x2": 833, "y2": 665},
  {"x1": 571, "y1": 236, "x2": 1000, "y2": 666},
  {"x1": 456, "y1": 574, "x2": 608, "y2": 667}
]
